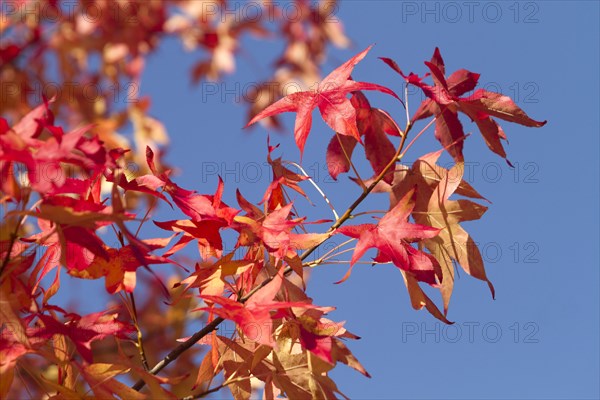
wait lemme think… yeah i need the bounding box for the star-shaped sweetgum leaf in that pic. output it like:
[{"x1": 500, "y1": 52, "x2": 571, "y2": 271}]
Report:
[
  {"x1": 33, "y1": 311, "x2": 135, "y2": 363},
  {"x1": 142, "y1": 146, "x2": 239, "y2": 224},
  {"x1": 246, "y1": 45, "x2": 400, "y2": 156},
  {"x1": 336, "y1": 189, "x2": 441, "y2": 285},
  {"x1": 381, "y1": 48, "x2": 546, "y2": 163}
]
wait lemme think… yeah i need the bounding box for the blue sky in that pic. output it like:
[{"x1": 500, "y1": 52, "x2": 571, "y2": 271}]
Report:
[
  {"x1": 137, "y1": 1, "x2": 600, "y2": 399},
  {"x1": 52, "y1": 1, "x2": 599, "y2": 398}
]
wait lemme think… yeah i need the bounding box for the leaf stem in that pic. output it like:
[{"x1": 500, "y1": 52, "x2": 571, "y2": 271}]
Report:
[
  {"x1": 135, "y1": 194, "x2": 159, "y2": 237},
  {"x1": 284, "y1": 161, "x2": 339, "y2": 220},
  {"x1": 335, "y1": 132, "x2": 365, "y2": 191},
  {"x1": 399, "y1": 118, "x2": 436, "y2": 160},
  {"x1": 305, "y1": 238, "x2": 355, "y2": 267},
  {"x1": 405, "y1": 83, "x2": 411, "y2": 127}
]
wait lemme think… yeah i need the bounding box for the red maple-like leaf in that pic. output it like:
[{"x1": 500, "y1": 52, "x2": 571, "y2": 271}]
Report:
[
  {"x1": 336, "y1": 189, "x2": 441, "y2": 285},
  {"x1": 33, "y1": 311, "x2": 135, "y2": 363},
  {"x1": 67, "y1": 237, "x2": 175, "y2": 294},
  {"x1": 246, "y1": 45, "x2": 399, "y2": 156},
  {"x1": 143, "y1": 146, "x2": 238, "y2": 224},
  {"x1": 24, "y1": 218, "x2": 92, "y2": 304},
  {"x1": 259, "y1": 138, "x2": 309, "y2": 210},
  {"x1": 16, "y1": 195, "x2": 135, "y2": 269},
  {"x1": 381, "y1": 48, "x2": 546, "y2": 163},
  {"x1": 155, "y1": 219, "x2": 226, "y2": 260},
  {"x1": 0, "y1": 102, "x2": 118, "y2": 194},
  {"x1": 234, "y1": 202, "x2": 329, "y2": 272},
  {"x1": 201, "y1": 269, "x2": 316, "y2": 347},
  {"x1": 294, "y1": 309, "x2": 353, "y2": 366}
]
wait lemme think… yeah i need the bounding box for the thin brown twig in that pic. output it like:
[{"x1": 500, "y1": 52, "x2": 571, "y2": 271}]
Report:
[
  {"x1": 131, "y1": 317, "x2": 225, "y2": 391},
  {"x1": 129, "y1": 292, "x2": 150, "y2": 371},
  {"x1": 135, "y1": 195, "x2": 159, "y2": 237}
]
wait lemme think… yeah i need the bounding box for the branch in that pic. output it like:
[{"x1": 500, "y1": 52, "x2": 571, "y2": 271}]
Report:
[{"x1": 131, "y1": 317, "x2": 224, "y2": 391}]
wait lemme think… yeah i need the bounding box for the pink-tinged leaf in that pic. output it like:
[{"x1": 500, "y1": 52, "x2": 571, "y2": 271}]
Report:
[
  {"x1": 326, "y1": 91, "x2": 401, "y2": 182},
  {"x1": 294, "y1": 310, "x2": 350, "y2": 365},
  {"x1": 247, "y1": 268, "x2": 284, "y2": 307},
  {"x1": 447, "y1": 69, "x2": 480, "y2": 96},
  {"x1": 462, "y1": 90, "x2": 547, "y2": 127},
  {"x1": 201, "y1": 270, "x2": 317, "y2": 347},
  {"x1": 145, "y1": 146, "x2": 239, "y2": 224},
  {"x1": 413, "y1": 98, "x2": 435, "y2": 122},
  {"x1": 108, "y1": 172, "x2": 170, "y2": 204},
  {"x1": 433, "y1": 105, "x2": 466, "y2": 162},
  {"x1": 460, "y1": 105, "x2": 509, "y2": 161},
  {"x1": 170, "y1": 187, "x2": 216, "y2": 221},
  {"x1": 326, "y1": 133, "x2": 358, "y2": 180},
  {"x1": 379, "y1": 57, "x2": 426, "y2": 84},
  {"x1": 34, "y1": 312, "x2": 135, "y2": 363},
  {"x1": 424, "y1": 61, "x2": 449, "y2": 93},
  {"x1": 162, "y1": 234, "x2": 194, "y2": 258},
  {"x1": 61, "y1": 226, "x2": 108, "y2": 263},
  {"x1": 235, "y1": 202, "x2": 328, "y2": 261},
  {"x1": 145, "y1": 146, "x2": 160, "y2": 175},
  {"x1": 336, "y1": 190, "x2": 441, "y2": 285},
  {"x1": 384, "y1": 48, "x2": 545, "y2": 163},
  {"x1": 299, "y1": 329, "x2": 333, "y2": 363},
  {"x1": 12, "y1": 97, "x2": 55, "y2": 139},
  {"x1": 236, "y1": 189, "x2": 263, "y2": 219},
  {"x1": 364, "y1": 109, "x2": 398, "y2": 183},
  {"x1": 68, "y1": 238, "x2": 175, "y2": 294},
  {"x1": 247, "y1": 46, "x2": 399, "y2": 156},
  {"x1": 335, "y1": 224, "x2": 373, "y2": 240},
  {"x1": 429, "y1": 47, "x2": 446, "y2": 75}
]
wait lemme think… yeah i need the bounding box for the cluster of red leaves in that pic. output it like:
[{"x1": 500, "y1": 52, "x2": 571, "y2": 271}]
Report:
[
  {"x1": 0, "y1": 99, "x2": 365, "y2": 398},
  {"x1": 381, "y1": 49, "x2": 546, "y2": 163},
  {"x1": 248, "y1": 46, "x2": 546, "y2": 323},
  {"x1": 1, "y1": 2, "x2": 546, "y2": 398},
  {"x1": 1, "y1": 0, "x2": 349, "y2": 177}
]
